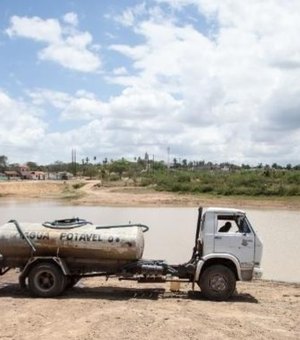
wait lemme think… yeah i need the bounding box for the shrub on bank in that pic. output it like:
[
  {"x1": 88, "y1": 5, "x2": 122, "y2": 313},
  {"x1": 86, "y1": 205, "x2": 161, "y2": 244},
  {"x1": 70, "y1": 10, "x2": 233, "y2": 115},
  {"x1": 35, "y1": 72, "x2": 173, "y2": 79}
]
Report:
[{"x1": 140, "y1": 169, "x2": 300, "y2": 197}]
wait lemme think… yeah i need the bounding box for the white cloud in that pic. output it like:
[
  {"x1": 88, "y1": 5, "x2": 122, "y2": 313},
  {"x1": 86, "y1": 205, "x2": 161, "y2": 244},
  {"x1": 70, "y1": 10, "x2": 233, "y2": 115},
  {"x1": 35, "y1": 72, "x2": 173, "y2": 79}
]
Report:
[
  {"x1": 6, "y1": 16, "x2": 61, "y2": 43},
  {"x1": 63, "y1": 12, "x2": 78, "y2": 26},
  {"x1": 113, "y1": 3, "x2": 147, "y2": 27},
  {"x1": 105, "y1": 0, "x2": 300, "y2": 164},
  {"x1": 27, "y1": 89, "x2": 107, "y2": 120},
  {"x1": 112, "y1": 67, "x2": 128, "y2": 75},
  {"x1": 0, "y1": 90, "x2": 46, "y2": 161},
  {"x1": 3, "y1": 1, "x2": 300, "y2": 165},
  {"x1": 6, "y1": 14, "x2": 101, "y2": 72}
]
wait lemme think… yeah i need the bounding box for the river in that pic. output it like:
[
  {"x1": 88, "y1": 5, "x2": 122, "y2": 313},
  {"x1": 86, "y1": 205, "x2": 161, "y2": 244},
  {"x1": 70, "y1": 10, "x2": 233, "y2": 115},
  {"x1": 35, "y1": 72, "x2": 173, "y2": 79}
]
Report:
[{"x1": 0, "y1": 200, "x2": 299, "y2": 283}]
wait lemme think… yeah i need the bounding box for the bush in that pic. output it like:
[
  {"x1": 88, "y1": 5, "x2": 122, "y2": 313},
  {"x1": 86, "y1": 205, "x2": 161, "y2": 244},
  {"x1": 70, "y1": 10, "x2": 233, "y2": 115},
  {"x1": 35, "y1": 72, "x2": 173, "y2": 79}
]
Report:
[
  {"x1": 139, "y1": 169, "x2": 300, "y2": 197},
  {"x1": 72, "y1": 182, "x2": 85, "y2": 189}
]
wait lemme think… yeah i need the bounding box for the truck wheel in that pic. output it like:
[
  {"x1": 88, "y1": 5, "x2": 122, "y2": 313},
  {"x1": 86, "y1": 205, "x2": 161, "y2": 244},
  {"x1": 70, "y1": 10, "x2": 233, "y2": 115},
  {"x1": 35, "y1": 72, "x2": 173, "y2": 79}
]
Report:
[
  {"x1": 199, "y1": 265, "x2": 236, "y2": 301},
  {"x1": 28, "y1": 263, "x2": 66, "y2": 298}
]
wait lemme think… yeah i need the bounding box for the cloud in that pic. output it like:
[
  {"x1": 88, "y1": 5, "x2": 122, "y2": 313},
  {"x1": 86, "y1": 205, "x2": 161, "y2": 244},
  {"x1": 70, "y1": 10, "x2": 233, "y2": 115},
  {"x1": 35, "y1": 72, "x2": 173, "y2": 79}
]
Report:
[
  {"x1": 28, "y1": 89, "x2": 107, "y2": 120},
  {"x1": 63, "y1": 12, "x2": 78, "y2": 26},
  {"x1": 0, "y1": 90, "x2": 46, "y2": 160},
  {"x1": 112, "y1": 3, "x2": 147, "y2": 27},
  {"x1": 2, "y1": 1, "x2": 300, "y2": 165},
  {"x1": 28, "y1": 85, "x2": 182, "y2": 121},
  {"x1": 19, "y1": 86, "x2": 183, "y2": 162},
  {"x1": 105, "y1": 0, "x2": 300, "y2": 164},
  {"x1": 6, "y1": 14, "x2": 101, "y2": 72}
]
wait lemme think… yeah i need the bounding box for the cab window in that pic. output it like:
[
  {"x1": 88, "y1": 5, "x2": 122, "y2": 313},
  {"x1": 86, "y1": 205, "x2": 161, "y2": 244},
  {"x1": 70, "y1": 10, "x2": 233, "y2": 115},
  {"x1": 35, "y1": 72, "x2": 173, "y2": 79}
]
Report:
[{"x1": 217, "y1": 215, "x2": 250, "y2": 233}]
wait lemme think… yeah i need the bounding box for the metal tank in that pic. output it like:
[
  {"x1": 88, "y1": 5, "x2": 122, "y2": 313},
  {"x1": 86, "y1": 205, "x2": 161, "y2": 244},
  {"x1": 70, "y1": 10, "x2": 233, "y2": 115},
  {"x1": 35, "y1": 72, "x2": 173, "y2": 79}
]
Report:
[{"x1": 0, "y1": 218, "x2": 146, "y2": 271}]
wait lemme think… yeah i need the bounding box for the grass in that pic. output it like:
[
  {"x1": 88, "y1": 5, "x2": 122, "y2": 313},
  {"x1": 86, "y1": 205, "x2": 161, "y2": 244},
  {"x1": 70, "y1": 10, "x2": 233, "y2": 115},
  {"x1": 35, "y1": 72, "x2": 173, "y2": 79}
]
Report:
[
  {"x1": 140, "y1": 169, "x2": 300, "y2": 197},
  {"x1": 61, "y1": 183, "x2": 86, "y2": 200}
]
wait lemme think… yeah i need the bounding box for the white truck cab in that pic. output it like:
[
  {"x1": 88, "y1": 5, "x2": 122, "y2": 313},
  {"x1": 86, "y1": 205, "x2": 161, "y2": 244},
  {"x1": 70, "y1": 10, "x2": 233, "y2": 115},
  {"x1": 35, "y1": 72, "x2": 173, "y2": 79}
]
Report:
[{"x1": 193, "y1": 207, "x2": 263, "y2": 300}]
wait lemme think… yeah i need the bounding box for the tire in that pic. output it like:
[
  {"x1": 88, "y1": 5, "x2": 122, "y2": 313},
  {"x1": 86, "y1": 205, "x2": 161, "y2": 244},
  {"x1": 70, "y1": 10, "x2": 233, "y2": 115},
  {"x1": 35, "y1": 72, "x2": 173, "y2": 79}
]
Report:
[
  {"x1": 199, "y1": 265, "x2": 236, "y2": 301},
  {"x1": 28, "y1": 262, "x2": 66, "y2": 298}
]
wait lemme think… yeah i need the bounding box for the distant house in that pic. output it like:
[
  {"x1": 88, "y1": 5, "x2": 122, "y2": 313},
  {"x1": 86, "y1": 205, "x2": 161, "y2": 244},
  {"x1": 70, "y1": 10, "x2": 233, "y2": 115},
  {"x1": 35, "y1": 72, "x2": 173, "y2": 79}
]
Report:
[
  {"x1": 17, "y1": 164, "x2": 31, "y2": 179},
  {"x1": 0, "y1": 173, "x2": 7, "y2": 181},
  {"x1": 4, "y1": 171, "x2": 20, "y2": 180},
  {"x1": 16, "y1": 165, "x2": 46, "y2": 180},
  {"x1": 47, "y1": 172, "x2": 59, "y2": 180},
  {"x1": 30, "y1": 171, "x2": 46, "y2": 180},
  {"x1": 47, "y1": 172, "x2": 73, "y2": 180}
]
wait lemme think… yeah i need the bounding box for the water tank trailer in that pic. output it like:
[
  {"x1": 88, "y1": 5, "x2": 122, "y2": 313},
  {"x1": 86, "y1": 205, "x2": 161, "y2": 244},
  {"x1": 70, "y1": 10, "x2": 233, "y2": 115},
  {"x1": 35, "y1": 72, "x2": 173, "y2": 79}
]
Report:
[{"x1": 0, "y1": 207, "x2": 263, "y2": 301}]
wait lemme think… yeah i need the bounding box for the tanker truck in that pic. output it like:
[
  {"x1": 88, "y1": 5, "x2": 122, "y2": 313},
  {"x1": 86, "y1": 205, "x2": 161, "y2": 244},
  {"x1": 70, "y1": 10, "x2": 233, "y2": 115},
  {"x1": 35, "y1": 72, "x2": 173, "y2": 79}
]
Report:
[{"x1": 0, "y1": 207, "x2": 263, "y2": 301}]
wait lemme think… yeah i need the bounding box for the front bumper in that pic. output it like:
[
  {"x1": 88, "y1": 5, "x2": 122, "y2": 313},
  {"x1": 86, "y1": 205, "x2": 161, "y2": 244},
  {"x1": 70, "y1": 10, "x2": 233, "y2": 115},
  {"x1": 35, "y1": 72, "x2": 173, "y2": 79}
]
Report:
[{"x1": 253, "y1": 266, "x2": 263, "y2": 279}]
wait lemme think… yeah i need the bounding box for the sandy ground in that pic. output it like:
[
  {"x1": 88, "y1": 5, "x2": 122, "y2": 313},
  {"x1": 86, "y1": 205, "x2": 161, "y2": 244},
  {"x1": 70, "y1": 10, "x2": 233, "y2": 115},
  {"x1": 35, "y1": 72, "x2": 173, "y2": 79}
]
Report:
[
  {"x1": 0, "y1": 181, "x2": 67, "y2": 199},
  {"x1": 1, "y1": 180, "x2": 300, "y2": 210},
  {"x1": 0, "y1": 271, "x2": 299, "y2": 340}
]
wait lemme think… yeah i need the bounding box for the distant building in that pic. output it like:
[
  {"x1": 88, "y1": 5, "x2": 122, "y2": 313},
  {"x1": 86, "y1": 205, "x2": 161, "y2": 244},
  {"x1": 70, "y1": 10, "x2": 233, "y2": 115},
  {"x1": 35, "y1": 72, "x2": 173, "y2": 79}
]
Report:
[
  {"x1": 18, "y1": 164, "x2": 31, "y2": 179},
  {"x1": 0, "y1": 173, "x2": 7, "y2": 181},
  {"x1": 4, "y1": 171, "x2": 20, "y2": 180},
  {"x1": 47, "y1": 172, "x2": 73, "y2": 180},
  {"x1": 30, "y1": 171, "x2": 46, "y2": 180}
]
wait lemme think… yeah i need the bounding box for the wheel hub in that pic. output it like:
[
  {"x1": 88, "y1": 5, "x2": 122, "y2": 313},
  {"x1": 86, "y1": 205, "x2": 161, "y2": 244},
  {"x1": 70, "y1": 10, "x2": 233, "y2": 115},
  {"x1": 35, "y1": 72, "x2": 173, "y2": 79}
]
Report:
[
  {"x1": 209, "y1": 274, "x2": 227, "y2": 292},
  {"x1": 37, "y1": 271, "x2": 55, "y2": 291}
]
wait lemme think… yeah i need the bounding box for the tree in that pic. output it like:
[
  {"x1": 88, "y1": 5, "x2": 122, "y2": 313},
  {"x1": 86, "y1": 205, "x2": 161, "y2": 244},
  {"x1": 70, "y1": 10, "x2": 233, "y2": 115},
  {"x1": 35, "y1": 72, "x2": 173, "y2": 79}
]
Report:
[
  {"x1": 173, "y1": 158, "x2": 178, "y2": 168},
  {"x1": 86, "y1": 165, "x2": 98, "y2": 179},
  {"x1": 0, "y1": 155, "x2": 8, "y2": 171},
  {"x1": 109, "y1": 159, "x2": 130, "y2": 179},
  {"x1": 26, "y1": 161, "x2": 39, "y2": 170}
]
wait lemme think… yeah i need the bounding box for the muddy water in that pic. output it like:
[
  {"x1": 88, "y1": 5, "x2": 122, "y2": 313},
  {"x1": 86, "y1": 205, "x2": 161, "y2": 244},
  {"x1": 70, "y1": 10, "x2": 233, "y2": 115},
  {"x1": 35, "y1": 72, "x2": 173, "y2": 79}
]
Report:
[{"x1": 0, "y1": 201, "x2": 299, "y2": 283}]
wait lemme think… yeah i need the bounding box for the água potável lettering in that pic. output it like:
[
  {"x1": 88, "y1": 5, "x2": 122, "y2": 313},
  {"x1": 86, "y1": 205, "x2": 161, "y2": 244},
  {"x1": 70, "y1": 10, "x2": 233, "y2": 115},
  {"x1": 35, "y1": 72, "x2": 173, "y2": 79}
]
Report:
[
  {"x1": 21, "y1": 231, "x2": 50, "y2": 240},
  {"x1": 60, "y1": 232, "x2": 119, "y2": 243}
]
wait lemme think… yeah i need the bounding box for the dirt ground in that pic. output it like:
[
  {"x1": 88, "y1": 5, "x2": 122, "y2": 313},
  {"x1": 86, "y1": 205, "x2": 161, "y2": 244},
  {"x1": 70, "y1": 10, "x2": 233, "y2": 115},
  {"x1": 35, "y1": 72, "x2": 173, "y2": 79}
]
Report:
[{"x1": 0, "y1": 271, "x2": 299, "y2": 340}]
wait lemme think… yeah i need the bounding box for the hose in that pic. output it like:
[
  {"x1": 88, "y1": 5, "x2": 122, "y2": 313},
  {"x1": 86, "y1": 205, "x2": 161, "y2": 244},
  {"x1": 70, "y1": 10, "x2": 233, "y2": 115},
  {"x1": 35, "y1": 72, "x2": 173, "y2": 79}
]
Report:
[
  {"x1": 42, "y1": 219, "x2": 149, "y2": 233},
  {"x1": 96, "y1": 224, "x2": 149, "y2": 233},
  {"x1": 42, "y1": 218, "x2": 92, "y2": 229}
]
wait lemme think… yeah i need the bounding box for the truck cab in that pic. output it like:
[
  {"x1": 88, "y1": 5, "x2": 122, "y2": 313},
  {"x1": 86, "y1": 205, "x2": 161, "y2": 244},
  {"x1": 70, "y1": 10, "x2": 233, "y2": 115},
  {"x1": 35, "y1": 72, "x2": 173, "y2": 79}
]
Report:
[{"x1": 193, "y1": 207, "x2": 263, "y2": 300}]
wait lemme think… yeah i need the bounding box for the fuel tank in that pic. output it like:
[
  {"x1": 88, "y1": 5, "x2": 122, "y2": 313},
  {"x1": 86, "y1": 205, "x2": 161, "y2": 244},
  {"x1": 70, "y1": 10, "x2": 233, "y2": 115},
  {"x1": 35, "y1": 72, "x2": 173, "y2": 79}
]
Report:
[{"x1": 0, "y1": 219, "x2": 145, "y2": 267}]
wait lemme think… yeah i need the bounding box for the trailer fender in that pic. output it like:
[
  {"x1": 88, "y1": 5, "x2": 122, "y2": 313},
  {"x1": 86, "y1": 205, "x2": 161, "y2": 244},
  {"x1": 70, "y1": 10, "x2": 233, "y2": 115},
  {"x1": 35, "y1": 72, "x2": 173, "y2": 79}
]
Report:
[
  {"x1": 19, "y1": 256, "x2": 70, "y2": 288},
  {"x1": 194, "y1": 253, "x2": 242, "y2": 282}
]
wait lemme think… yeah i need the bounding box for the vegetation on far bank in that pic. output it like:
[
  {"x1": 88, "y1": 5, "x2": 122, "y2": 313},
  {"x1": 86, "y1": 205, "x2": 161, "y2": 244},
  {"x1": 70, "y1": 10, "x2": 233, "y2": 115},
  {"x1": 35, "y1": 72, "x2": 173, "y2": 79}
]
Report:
[
  {"x1": 1, "y1": 154, "x2": 300, "y2": 198},
  {"x1": 140, "y1": 169, "x2": 300, "y2": 196}
]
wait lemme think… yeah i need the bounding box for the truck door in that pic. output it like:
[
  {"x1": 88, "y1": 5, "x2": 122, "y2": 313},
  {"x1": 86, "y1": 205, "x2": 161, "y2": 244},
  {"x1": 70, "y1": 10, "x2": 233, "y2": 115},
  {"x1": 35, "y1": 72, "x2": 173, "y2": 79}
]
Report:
[{"x1": 214, "y1": 214, "x2": 255, "y2": 267}]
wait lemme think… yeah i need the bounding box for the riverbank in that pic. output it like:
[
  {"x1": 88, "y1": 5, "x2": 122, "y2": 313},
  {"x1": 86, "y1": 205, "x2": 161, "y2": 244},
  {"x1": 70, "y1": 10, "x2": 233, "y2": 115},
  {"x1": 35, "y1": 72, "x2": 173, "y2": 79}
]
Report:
[
  {"x1": 0, "y1": 180, "x2": 300, "y2": 210},
  {"x1": 0, "y1": 271, "x2": 299, "y2": 340}
]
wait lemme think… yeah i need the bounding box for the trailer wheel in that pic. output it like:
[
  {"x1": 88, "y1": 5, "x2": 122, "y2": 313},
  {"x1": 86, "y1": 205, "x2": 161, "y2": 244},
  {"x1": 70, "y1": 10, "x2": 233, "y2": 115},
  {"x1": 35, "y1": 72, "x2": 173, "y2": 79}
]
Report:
[
  {"x1": 199, "y1": 265, "x2": 236, "y2": 301},
  {"x1": 28, "y1": 263, "x2": 66, "y2": 298}
]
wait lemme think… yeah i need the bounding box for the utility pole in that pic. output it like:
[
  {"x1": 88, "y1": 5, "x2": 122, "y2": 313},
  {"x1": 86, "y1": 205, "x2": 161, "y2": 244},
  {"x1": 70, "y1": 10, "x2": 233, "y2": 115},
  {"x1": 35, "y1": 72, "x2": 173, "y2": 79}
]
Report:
[
  {"x1": 71, "y1": 149, "x2": 77, "y2": 176},
  {"x1": 167, "y1": 146, "x2": 170, "y2": 169},
  {"x1": 153, "y1": 154, "x2": 154, "y2": 173}
]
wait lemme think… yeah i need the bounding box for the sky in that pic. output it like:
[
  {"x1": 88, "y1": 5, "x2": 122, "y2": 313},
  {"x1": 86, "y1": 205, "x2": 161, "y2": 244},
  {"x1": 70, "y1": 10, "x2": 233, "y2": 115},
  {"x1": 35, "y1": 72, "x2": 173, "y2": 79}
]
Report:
[{"x1": 0, "y1": 0, "x2": 300, "y2": 166}]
